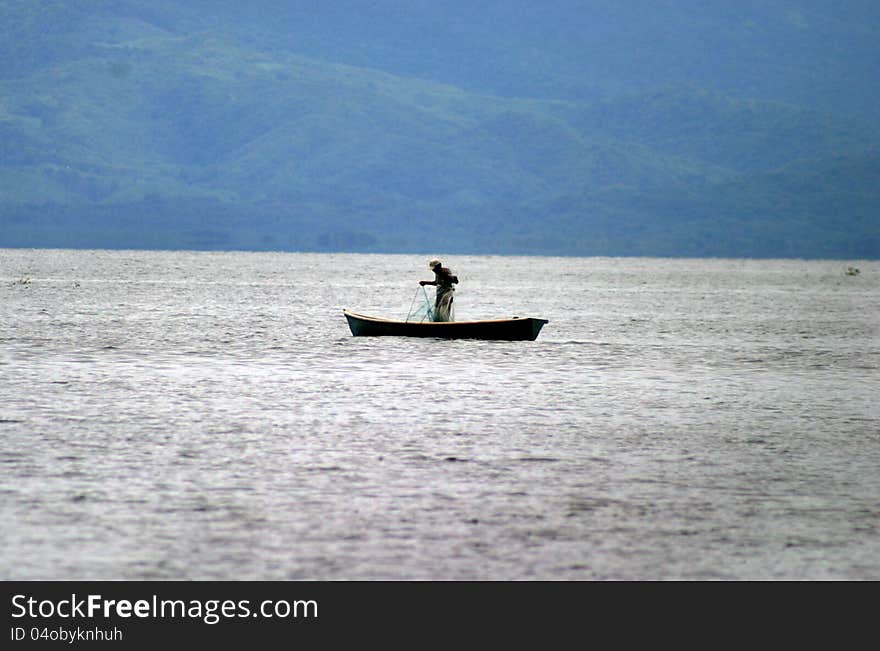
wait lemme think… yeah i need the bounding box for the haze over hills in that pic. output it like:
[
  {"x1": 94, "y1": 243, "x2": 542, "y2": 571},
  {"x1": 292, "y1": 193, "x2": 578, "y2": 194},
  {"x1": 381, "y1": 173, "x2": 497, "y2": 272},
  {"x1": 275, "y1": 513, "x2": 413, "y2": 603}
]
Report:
[{"x1": 1, "y1": 1, "x2": 878, "y2": 258}]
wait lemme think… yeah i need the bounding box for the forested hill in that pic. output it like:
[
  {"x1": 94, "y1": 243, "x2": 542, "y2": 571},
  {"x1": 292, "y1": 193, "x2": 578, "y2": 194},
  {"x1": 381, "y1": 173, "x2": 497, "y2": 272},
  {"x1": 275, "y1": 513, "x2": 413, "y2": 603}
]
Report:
[{"x1": 2, "y1": 1, "x2": 879, "y2": 258}]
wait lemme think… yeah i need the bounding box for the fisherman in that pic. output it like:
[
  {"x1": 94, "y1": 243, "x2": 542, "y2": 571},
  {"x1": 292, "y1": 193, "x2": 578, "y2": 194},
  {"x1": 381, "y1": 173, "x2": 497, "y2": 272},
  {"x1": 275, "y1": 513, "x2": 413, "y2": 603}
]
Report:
[{"x1": 419, "y1": 258, "x2": 458, "y2": 322}]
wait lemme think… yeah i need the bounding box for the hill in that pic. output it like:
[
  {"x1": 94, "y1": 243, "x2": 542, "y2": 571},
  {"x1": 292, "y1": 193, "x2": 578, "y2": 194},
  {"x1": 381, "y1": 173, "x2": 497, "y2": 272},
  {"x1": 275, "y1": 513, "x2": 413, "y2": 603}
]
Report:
[{"x1": 1, "y1": 1, "x2": 879, "y2": 258}]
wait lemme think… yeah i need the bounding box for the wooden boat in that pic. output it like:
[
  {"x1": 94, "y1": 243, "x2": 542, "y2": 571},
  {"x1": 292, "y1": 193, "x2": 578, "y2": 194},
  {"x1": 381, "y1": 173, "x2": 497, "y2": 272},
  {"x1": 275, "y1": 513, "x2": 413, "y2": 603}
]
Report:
[{"x1": 343, "y1": 309, "x2": 548, "y2": 341}]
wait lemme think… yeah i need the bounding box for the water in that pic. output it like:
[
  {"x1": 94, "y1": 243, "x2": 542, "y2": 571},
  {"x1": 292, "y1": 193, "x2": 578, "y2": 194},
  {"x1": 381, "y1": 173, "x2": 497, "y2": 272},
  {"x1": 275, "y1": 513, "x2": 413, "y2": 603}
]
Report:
[{"x1": 1, "y1": 249, "x2": 878, "y2": 580}]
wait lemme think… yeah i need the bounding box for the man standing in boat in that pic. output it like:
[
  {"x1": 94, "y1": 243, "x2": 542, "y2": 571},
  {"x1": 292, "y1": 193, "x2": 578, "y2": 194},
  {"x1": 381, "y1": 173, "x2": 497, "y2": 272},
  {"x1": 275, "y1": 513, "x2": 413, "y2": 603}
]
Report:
[{"x1": 420, "y1": 258, "x2": 458, "y2": 322}]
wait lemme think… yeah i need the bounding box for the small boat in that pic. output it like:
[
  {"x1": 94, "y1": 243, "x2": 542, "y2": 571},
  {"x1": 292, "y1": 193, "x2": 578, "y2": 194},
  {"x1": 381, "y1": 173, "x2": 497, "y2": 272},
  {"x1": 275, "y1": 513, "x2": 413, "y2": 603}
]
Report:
[{"x1": 343, "y1": 309, "x2": 548, "y2": 341}]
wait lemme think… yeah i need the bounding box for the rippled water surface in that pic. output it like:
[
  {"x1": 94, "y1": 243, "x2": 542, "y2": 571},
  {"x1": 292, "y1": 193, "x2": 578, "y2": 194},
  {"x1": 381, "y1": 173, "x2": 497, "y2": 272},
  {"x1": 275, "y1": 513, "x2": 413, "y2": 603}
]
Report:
[{"x1": 1, "y1": 249, "x2": 878, "y2": 580}]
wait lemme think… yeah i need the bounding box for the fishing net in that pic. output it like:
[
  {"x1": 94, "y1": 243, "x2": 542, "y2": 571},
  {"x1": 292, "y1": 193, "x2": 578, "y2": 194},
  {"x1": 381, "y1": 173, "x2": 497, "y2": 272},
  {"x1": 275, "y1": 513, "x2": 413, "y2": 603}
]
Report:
[
  {"x1": 406, "y1": 285, "x2": 456, "y2": 322},
  {"x1": 406, "y1": 285, "x2": 434, "y2": 322},
  {"x1": 434, "y1": 286, "x2": 455, "y2": 322}
]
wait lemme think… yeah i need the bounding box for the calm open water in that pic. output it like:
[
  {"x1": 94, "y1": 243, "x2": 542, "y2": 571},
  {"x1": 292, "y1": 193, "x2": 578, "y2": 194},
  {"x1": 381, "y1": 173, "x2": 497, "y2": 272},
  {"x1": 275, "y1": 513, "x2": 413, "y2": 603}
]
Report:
[{"x1": 1, "y1": 249, "x2": 878, "y2": 580}]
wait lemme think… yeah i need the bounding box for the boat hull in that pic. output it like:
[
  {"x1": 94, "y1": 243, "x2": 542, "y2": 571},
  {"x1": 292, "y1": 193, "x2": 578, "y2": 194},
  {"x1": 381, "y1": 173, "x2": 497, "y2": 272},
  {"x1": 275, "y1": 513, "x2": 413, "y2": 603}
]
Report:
[{"x1": 343, "y1": 310, "x2": 548, "y2": 341}]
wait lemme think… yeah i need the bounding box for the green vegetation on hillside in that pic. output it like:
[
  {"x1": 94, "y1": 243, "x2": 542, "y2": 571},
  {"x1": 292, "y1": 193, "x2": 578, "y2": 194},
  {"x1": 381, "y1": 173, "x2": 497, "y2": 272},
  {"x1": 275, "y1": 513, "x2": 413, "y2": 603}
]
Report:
[{"x1": 1, "y1": 2, "x2": 879, "y2": 258}]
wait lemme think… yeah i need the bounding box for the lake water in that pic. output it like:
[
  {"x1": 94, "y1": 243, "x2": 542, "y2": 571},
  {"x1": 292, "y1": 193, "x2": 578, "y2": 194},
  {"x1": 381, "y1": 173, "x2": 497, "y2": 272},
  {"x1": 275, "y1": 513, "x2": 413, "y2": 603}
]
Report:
[{"x1": 1, "y1": 248, "x2": 878, "y2": 580}]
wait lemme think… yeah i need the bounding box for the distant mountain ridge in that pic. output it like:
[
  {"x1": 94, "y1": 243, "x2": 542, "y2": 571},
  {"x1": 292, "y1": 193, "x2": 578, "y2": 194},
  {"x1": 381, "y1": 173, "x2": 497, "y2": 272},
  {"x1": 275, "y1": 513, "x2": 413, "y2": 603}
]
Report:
[{"x1": 1, "y1": 1, "x2": 878, "y2": 258}]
